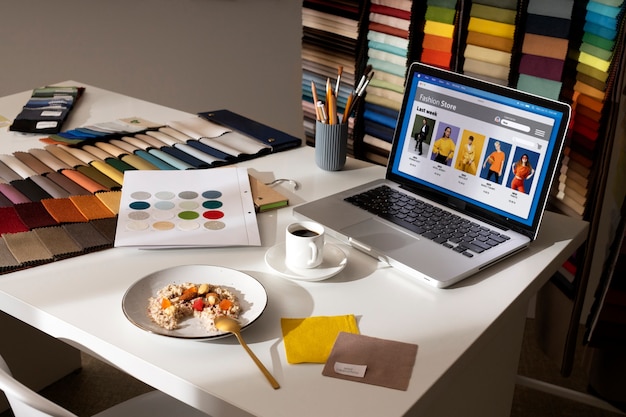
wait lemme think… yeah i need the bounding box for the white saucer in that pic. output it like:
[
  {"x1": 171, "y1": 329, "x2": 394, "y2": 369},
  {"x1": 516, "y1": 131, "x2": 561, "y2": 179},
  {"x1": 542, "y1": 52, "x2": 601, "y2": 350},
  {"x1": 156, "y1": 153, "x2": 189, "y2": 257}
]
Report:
[{"x1": 265, "y1": 243, "x2": 347, "y2": 281}]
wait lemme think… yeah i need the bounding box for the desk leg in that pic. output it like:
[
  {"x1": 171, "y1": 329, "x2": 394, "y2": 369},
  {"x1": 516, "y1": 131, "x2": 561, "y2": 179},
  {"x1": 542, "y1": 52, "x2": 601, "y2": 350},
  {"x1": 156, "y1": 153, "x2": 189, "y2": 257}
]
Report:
[
  {"x1": 408, "y1": 299, "x2": 528, "y2": 417},
  {"x1": 0, "y1": 311, "x2": 82, "y2": 412}
]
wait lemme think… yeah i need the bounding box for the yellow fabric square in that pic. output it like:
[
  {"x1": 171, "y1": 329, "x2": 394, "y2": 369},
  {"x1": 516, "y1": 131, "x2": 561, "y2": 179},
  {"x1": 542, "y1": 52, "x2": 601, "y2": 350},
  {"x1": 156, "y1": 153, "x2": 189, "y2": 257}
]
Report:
[
  {"x1": 468, "y1": 17, "x2": 515, "y2": 39},
  {"x1": 281, "y1": 315, "x2": 359, "y2": 364},
  {"x1": 424, "y1": 20, "x2": 455, "y2": 38},
  {"x1": 95, "y1": 190, "x2": 122, "y2": 215}
]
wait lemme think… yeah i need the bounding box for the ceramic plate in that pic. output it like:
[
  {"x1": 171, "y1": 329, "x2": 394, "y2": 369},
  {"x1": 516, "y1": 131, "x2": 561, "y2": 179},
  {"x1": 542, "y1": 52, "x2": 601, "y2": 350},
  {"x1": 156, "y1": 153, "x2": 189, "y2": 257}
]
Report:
[
  {"x1": 122, "y1": 265, "x2": 267, "y2": 339},
  {"x1": 265, "y1": 242, "x2": 347, "y2": 281}
]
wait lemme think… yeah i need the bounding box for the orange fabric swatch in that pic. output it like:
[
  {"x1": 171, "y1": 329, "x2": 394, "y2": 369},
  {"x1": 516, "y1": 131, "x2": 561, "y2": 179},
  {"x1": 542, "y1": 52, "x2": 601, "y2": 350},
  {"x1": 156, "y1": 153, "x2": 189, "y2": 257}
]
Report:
[
  {"x1": 61, "y1": 169, "x2": 108, "y2": 193},
  {"x1": 522, "y1": 33, "x2": 569, "y2": 60},
  {"x1": 466, "y1": 31, "x2": 514, "y2": 52},
  {"x1": 576, "y1": 93, "x2": 604, "y2": 113},
  {"x1": 573, "y1": 81, "x2": 605, "y2": 101},
  {"x1": 421, "y1": 48, "x2": 452, "y2": 69},
  {"x1": 41, "y1": 198, "x2": 89, "y2": 223},
  {"x1": 69, "y1": 195, "x2": 116, "y2": 220},
  {"x1": 574, "y1": 103, "x2": 602, "y2": 122},
  {"x1": 422, "y1": 33, "x2": 454, "y2": 52}
]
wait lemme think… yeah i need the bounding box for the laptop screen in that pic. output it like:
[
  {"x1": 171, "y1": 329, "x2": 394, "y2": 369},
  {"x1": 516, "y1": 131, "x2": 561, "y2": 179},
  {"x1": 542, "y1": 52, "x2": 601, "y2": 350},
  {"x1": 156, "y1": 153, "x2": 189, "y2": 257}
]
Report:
[{"x1": 387, "y1": 63, "x2": 570, "y2": 238}]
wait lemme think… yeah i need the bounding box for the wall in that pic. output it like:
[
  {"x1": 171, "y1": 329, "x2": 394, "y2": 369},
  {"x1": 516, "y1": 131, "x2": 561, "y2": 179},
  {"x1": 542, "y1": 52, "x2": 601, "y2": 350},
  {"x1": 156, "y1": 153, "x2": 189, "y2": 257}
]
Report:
[{"x1": 0, "y1": 0, "x2": 304, "y2": 138}]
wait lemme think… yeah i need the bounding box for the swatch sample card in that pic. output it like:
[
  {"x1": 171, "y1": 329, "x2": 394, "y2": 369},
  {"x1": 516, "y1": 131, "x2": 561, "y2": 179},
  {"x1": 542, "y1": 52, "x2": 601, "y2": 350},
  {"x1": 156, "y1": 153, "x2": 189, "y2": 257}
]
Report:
[{"x1": 114, "y1": 167, "x2": 260, "y2": 248}]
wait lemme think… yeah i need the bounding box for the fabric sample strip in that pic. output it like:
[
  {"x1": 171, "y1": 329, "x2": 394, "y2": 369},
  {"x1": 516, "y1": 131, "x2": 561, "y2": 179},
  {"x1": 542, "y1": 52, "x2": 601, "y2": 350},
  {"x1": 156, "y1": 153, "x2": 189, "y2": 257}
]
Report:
[
  {"x1": 40, "y1": 198, "x2": 89, "y2": 223},
  {"x1": 427, "y1": 0, "x2": 457, "y2": 8},
  {"x1": 68, "y1": 195, "x2": 116, "y2": 220},
  {"x1": 519, "y1": 54, "x2": 565, "y2": 81},
  {"x1": 574, "y1": 80, "x2": 605, "y2": 100},
  {"x1": 0, "y1": 183, "x2": 30, "y2": 204},
  {"x1": 0, "y1": 206, "x2": 30, "y2": 234},
  {"x1": 2, "y1": 231, "x2": 54, "y2": 264},
  {"x1": 517, "y1": 74, "x2": 563, "y2": 100},
  {"x1": 527, "y1": 0, "x2": 576, "y2": 19},
  {"x1": 425, "y1": 5, "x2": 456, "y2": 24},
  {"x1": 89, "y1": 160, "x2": 125, "y2": 186},
  {"x1": 0, "y1": 160, "x2": 21, "y2": 182},
  {"x1": 0, "y1": 193, "x2": 13, "y2": 208},
  {"x1": 466, "y1": 31, "x2": 514, "y2": 52},
  {"x1": 525, "y1": 14, "x2": 571, "y2": 38},
  {"x1": 522, "y1": 33, "x2": 569, "y2": 60},
  {"x1": 13, "y1": 151, "x2": 53, "y2": 175},
  {"x1": 76, "y1": 165, "x2": 120, "y2": 190},
  {"x1": 577, "y1": 72, "x2": 607, "y2": 91},
  {"x1": 90, "y1": 217, "x2": 118, "y2": 243},
  {"x1": 422, "y1": 33, "x2": 454, "y2": 52},
  {"x1": 13, "y1": 202, "x2": 59, "y2": 229},
  {"x1": 424, "y1": 20, "x2": 455, "y2": 38},
  {"x1": 45, "y1": 171, "x2": 92, "y2": 196},
  {"x1": 465, "y1": 44, "x2": 512, "y2": 66},
  {"x1": 95, "y1": 191, "x2": 122, "y2": 215},
  {"x1": 29, "y1": 148, "x2": 71, "y2": 171},
  {"x1": 421, "y1": 49, "x2": 453, "y2": 68},
  {"x1": 368, "y1": 21, "x2": 408, "y2": 39},
  {"x1": 29, "y1": 175, "x2": 71, "y2": 199},
  {"x1": 463, "y1": 58, "x2": 510, "y2": 80},
  {"x1": 370, "y1": 3, "x2": 411, "y2": 20},
  {"x1": 59, "y1": 168, "x2": 108, "y2": 194},
  {"x1": 471, "y1": 0, "x2": 518, "y2": 9},
  {"x1": 62, "y1": 222, "x2": 112, "y2": 251},
  {"x1": 33, "y1": 227, "x2": 83, "y2": 258},
  {"x1": 468, "y1": 17, "x2": 516, "y2": 39},
  {"x1": 0, "y1": 239, "x2": 20, "y2": 271},
  {"x1": 470, "y1": 3, "x2": 517, "y2": 24},
  {"x1": 9, "y1": 178, "x2": 52, "y2": 202}
]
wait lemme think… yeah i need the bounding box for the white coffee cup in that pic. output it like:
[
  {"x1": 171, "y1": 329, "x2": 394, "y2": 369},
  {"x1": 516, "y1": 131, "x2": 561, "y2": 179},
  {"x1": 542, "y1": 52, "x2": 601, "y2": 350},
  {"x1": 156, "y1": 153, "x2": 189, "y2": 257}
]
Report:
[{"x1": 285, "y1": 221, "x2": 325, "y2": 269}]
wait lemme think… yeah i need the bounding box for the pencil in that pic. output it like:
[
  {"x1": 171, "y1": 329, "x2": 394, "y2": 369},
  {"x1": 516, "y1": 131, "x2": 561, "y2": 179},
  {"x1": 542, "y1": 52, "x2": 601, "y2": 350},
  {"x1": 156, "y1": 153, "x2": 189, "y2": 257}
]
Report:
[
  {"x1": 328, "y1": 94, "x2": 337, "y2": 125},
  {"x1": 311, "y1": 80, "x2": 321, "y2": 121},
  {"x1": 342, "y1": 92, "x2": 354, "y2": 124},
  {"x1": 325, "y1": 78, "x2": 332, "y2": 112}
]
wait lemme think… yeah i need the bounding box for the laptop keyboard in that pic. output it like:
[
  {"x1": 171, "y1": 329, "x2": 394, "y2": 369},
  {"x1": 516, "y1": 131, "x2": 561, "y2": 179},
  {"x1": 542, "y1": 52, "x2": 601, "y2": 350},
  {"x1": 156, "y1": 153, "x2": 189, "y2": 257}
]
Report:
[{"x1": 344, "y1": 185, "x2": 511, "y2": 258}]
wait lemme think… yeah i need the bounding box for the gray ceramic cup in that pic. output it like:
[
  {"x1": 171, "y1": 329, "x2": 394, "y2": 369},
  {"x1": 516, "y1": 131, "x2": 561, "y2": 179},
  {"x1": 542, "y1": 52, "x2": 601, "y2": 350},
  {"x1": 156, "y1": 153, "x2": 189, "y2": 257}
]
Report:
[{"x1": 315, "y1": 121, "x2": 348, "y2": 171}]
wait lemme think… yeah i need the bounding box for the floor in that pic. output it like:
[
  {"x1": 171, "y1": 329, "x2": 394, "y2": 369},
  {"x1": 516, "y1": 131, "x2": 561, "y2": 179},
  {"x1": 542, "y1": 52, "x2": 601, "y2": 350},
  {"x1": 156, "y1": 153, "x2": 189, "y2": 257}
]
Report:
[
  {"x1": 511, "y1": 320, "x2": 624, "y2": 417},
  {"x1": 1, "y1": 319, "x2": 624, "y2": 417}
]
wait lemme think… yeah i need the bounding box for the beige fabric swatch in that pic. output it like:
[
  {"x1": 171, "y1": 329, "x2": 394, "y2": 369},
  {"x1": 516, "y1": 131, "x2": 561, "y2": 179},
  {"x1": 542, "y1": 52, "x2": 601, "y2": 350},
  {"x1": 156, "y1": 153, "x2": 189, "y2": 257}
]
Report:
[{"x1": 322, "y1": 332, "x2": 418, "y2": 391}]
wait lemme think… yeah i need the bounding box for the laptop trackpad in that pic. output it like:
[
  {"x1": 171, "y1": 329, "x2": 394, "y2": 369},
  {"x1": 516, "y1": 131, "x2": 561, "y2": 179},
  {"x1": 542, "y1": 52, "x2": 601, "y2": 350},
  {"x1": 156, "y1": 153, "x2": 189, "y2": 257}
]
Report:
[{"x1": 342, "y1": 218, "x2": 417, "y2": 251}]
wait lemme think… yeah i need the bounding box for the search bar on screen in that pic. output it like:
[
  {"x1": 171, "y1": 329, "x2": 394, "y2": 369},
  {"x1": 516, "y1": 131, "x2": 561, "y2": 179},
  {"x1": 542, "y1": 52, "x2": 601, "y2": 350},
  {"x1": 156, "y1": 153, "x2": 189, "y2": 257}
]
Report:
[{"x1": 501, "y1": 119, "x2": 531, "y2": 132}]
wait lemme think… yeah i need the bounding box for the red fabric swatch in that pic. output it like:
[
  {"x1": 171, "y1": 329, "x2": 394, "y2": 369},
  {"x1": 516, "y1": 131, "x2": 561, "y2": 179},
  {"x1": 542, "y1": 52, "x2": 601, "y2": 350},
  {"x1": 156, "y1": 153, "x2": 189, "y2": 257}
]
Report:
[
  {"x1": 421, "y1": 48, "x2": 452, "y2": 69},
  {"x1": 0, "y1": 207, "x2": 30, "y2": 234},
  {"x1": 13, "y1": 202, "x2": 59, "y2": 229}
]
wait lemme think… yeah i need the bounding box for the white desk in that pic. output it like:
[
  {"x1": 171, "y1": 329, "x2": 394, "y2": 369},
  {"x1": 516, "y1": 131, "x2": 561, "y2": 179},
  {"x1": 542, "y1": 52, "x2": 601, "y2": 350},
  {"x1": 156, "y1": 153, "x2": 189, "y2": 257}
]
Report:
[{"x1": 0, "y1": 84, "x2": 589, "y2": 417}]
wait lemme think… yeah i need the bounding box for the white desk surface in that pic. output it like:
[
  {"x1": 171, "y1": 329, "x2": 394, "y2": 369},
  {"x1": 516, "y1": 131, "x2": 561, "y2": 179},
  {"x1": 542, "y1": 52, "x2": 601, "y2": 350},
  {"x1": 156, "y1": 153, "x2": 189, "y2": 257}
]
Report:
[{"x1": 0, "y1": 83, "x2": 589, "y2": 417}]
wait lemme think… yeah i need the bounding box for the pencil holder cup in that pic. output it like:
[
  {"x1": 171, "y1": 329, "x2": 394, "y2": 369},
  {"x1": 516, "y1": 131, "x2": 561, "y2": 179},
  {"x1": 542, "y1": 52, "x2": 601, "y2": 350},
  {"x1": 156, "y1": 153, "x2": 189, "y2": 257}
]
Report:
[{"x1": 315, "y1": 121, "x2": 348, "y2": 171}]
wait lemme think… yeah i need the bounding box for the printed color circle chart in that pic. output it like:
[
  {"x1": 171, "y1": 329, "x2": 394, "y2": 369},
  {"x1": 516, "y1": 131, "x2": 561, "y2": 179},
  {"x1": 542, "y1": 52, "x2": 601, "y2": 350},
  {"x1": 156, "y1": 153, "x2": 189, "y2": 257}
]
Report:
[
  {"x1": 125, "y1": 189, "x2": 225, "y2": 232},
  {"x1": 114, "y1": 168, "x2": 260, "y2": 248}
]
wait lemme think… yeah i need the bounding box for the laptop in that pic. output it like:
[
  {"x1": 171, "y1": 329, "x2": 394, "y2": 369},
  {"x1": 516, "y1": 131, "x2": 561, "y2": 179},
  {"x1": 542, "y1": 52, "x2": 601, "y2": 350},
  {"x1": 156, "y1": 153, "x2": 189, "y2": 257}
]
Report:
[{"x1": 294, "y1": 62, "x2": 571, "y2": 288}]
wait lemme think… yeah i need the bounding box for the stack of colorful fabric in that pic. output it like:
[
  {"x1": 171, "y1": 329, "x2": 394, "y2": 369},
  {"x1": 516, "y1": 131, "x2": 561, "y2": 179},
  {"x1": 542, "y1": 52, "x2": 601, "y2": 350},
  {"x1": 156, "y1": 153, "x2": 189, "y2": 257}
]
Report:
[
  {"x1": 552, "y1": 0, "x2": 625, "y2": 218},
  {"x1": 420, "y1": 0, "x2": 458, "y2": 70},
  {"x1": 361, "y1": 0, "x2": 413, "y2": 164},
  {"x1": 463, "y1": 0, "x2": 518, "y2": 85},
  {"x1": 516, "y1": 0, "x2": 575, "y2": 99},
  {"x1": 302, "y1": 1, "x2": 362, "y2": 153}
]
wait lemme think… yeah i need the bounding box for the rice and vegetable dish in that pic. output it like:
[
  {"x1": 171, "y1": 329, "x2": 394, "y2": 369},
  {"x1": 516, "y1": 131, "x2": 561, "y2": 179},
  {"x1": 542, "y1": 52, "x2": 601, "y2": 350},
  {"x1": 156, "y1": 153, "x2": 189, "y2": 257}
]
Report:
[{"x1": 148, "y1": 282, "x2": 240, "y2": 332}]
